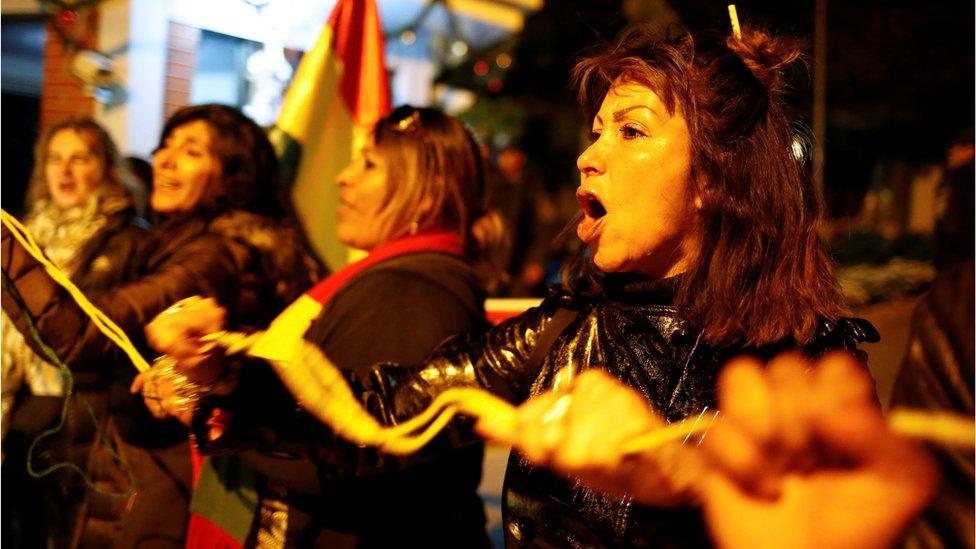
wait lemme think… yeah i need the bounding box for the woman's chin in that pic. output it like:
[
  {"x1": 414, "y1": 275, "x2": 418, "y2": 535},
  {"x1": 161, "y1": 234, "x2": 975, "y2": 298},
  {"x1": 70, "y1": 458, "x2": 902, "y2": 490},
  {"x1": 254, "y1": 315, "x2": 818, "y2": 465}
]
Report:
[
  {"x1": 592, "y1": 251, "x2": 628, "y2": 274},
  {"x1": 336, "y1": 226, "x2": 356, "y2": 247},
  {"x1": 336, "y1": 233, "x2": 371, "y2": 252}
]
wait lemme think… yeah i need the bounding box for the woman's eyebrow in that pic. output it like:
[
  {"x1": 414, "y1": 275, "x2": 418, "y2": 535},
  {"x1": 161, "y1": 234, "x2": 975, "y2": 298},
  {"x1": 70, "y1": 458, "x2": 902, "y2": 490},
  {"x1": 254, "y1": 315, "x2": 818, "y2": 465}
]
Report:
[{"x1": 612, "y1": 105, "x2": 656, "y2": 121}]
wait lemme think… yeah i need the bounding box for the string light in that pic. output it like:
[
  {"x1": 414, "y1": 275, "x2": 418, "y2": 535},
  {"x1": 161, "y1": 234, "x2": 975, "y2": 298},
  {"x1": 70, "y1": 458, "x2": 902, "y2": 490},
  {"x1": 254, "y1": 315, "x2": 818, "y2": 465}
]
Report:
[{"x1": 450, "y1": 39, "x2": 469, "y2": 58}]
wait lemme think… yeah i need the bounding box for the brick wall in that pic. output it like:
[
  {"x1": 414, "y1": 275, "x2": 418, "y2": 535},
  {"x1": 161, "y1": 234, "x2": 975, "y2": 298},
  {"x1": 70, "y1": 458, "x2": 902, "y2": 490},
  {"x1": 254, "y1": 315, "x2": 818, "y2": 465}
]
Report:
[
  {"x1": 39, "y1": 10, "x2": 99, "y2": 132},
  {"x1": 163, "y1": 22, "x2": 200, "y2": 121}
]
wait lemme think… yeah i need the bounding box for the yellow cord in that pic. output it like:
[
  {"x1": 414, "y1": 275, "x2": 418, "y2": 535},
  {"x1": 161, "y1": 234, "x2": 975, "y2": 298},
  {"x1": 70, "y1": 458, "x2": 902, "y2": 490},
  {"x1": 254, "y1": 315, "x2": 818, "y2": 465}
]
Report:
[
  {"x1": 4, "y1": 207, "x2": 973, "y2": 456},
  {"x1": 203, "y1": 330, "x2": 976, "y2": 456},
  {"x1": 1, "y1": 209, "x2": 150, "y2": 372},
  {"x1": 622, "y1": 407, "x2": 975, "y2": 455},
  {"x1": 889, "y1": 408, "x2": 975, "y2": 448}
]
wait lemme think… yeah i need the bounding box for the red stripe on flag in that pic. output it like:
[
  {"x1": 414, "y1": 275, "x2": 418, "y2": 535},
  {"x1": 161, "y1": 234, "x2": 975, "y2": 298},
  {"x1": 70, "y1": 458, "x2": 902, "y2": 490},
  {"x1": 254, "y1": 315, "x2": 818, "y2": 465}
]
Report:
[{"x1": 328, "y1": 0, "x2": 391, "y2": 128}]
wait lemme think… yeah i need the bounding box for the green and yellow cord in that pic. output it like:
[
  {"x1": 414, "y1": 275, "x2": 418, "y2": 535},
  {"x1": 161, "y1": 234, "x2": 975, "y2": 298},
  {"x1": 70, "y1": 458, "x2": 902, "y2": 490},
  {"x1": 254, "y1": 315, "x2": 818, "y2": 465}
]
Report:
[
  {"x1": 1, "y1": 209, "x2": 137, "y2": 497},
  {"x1": 2, "y1": 209, "x2": 149, "y2": 372}
]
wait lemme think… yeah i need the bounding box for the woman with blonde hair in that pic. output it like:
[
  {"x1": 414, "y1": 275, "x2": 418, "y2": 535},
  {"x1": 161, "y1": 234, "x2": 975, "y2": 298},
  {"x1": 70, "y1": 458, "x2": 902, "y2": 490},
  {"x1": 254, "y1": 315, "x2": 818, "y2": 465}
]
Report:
[{"x1": 2, "y1": 118, "x2": 146, "y2": 548}]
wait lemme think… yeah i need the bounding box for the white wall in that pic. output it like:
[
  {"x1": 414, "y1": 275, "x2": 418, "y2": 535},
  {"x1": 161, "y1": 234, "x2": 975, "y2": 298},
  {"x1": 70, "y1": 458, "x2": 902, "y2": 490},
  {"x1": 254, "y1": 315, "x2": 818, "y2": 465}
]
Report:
[{"x1": 95, "y1": 0, "x2": 170, "y2": 158}]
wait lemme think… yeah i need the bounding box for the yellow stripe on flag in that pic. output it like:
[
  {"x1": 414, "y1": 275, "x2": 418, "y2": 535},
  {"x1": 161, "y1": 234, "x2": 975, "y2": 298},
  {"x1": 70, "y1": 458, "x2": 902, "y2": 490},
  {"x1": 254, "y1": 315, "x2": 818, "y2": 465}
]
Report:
[
  {"x1": 275, "y1": 0, "x2": 390, "y2": 269},
  {"x1": 277, "y1": 25, "x2": 337, "y2": 143},
  {"x1": 250, "y1": 294, "x2": 324, "y2": 364}
]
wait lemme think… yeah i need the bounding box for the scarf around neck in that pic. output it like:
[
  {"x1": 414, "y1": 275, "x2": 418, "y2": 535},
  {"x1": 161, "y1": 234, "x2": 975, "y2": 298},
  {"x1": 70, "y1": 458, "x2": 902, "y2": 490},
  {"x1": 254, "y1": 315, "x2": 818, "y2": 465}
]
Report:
[
  {"x1": 307, "y1": 229, "x2": 465, "y2": 308},
  {"x1": 247, "y1": 228, "x2": 465, "y2": 365}
]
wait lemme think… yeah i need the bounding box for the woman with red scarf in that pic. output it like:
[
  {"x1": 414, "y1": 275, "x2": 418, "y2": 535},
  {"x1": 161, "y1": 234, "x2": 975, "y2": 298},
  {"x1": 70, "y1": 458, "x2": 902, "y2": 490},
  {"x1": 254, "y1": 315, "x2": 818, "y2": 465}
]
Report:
[{"x1": 141, "y1": 105, "x2": 503, "y2": 547}]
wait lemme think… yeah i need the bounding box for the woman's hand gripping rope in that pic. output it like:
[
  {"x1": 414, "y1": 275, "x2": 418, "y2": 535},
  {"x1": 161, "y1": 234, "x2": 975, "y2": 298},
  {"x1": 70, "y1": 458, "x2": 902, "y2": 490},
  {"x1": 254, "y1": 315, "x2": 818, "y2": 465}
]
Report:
[{"x1": 131, "y1": 296, "x2": 234, "y2": 424}]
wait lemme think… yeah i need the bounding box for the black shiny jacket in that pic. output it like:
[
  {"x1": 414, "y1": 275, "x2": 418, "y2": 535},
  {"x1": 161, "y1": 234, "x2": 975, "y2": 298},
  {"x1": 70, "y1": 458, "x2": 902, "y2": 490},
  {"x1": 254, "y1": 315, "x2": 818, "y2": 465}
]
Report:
[{"x1": 365, "y1": 274, "x2": 879, "y2": 547}]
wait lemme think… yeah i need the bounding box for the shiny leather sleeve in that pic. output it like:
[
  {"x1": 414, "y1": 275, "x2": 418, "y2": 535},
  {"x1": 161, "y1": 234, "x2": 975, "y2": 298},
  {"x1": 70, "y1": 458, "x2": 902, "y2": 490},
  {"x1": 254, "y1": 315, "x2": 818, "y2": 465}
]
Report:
[
  {"x1": 358, "y1": 290, "x2": 578, "y2": 425},
  {"x1": 190, "y1": 288, "x2": 577, "y2": 460},
  {"x1": 804, "y1": 316, "x2": 881, "y2": 364}
]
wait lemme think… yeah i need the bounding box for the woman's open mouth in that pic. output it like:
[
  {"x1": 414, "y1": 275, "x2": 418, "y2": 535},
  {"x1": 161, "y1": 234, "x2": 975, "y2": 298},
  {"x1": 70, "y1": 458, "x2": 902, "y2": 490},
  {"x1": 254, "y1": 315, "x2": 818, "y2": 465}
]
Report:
[
  {"x1": 576, "y1": 188, "x2": 607, "y2": 242},
  {"x1": 337, "y1": 196, "x2": 354, "y2": 219},
  {"x1": 155, "y1": 177, "x2": 182, "y2": 191}
]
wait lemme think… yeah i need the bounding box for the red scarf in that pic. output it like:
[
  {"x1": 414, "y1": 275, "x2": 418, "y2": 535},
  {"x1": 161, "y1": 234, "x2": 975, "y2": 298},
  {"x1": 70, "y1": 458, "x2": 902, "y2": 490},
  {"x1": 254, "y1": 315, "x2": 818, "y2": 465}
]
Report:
[
  {"x1": 186, "y1": 229, "x2": 464, "y2": 549},
  {"x1": 307, "y1": 229, "x2": 464, "y2": 306}
]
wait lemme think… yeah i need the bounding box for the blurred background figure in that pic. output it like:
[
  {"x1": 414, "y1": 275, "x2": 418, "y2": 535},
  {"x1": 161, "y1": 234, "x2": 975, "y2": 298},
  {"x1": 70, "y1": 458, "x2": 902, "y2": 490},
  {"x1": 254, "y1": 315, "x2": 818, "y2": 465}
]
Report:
[
  {"x1": 888, "y1": 258, "x2": 974, "y2": 549},
  {"x1": 485, "y1": 143, "x2": 577, "y2": 297},
  {"x1": 2, "y1": 118, "x2": 147, "y2": 549},
  {"x1": 886, "y1": 128, "x2": 974, "y2": 548},
  {"x1": 933, "y1": 127, "x2": 974, "y2": 271}
]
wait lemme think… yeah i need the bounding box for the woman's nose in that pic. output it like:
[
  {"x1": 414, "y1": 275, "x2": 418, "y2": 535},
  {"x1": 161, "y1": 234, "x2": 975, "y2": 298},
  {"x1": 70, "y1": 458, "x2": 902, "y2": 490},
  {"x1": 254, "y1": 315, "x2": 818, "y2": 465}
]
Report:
[
  {"x1": 154, "y1": 149, "x2": 174, "y2": 170},
  {"x1": 577, "y1": 140, "x2": 607, "y2": 177}
]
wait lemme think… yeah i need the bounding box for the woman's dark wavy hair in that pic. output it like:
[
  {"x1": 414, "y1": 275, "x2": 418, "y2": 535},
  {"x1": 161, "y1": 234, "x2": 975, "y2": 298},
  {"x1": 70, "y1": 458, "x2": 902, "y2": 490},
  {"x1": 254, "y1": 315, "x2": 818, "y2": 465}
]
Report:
[
  {"x1": 570, "y1": 25, "x2": 843, "y2": 347},
  {"x1": 157, "y1": 104, "x2": 289, "y2": 218}
]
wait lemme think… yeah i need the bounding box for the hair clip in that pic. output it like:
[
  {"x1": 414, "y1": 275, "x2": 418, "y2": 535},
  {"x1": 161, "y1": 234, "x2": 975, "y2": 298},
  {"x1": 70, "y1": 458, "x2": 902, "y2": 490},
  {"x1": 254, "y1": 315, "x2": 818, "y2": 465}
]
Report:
[
  {"x1": 728, "y1": 4, "x2": 742, "y2": 39},
  {"x1": 394, "y1": 109, "x2": 422, "y2": 133}
]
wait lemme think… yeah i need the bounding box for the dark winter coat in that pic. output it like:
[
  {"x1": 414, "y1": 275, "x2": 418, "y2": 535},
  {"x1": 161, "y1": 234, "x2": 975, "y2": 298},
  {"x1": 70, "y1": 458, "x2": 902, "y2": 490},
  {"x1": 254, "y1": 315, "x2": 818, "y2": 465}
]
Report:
[{"x1": 353, "y1": 273, "x2": 879, "y2": 547}]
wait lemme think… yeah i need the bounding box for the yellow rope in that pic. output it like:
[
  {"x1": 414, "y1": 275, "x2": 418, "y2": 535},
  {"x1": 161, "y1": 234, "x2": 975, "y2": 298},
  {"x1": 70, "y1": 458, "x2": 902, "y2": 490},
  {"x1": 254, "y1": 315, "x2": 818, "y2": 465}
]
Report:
[
  {"x1": 888, "y1": 408, "x2": 976, "y2": 448},
  {"x1": 4, "y1": 206, "x2": 972, "y2": 456},
  {"x1": 202, "y1": 330, "x2": 518, "y2": 454},
  {"x1": 1, "y1": 209, "x2": 150, "y2": 372},
  {"x1": 203, "y1": 330, "x2": 976, "y2": 456}
]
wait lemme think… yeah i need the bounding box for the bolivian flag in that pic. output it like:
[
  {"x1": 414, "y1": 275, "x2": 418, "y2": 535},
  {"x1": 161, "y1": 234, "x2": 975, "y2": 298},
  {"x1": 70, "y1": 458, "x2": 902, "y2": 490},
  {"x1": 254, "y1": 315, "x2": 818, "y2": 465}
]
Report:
[{"x1": 270, "y1": 0, "x2": 391, "y2": 270}]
